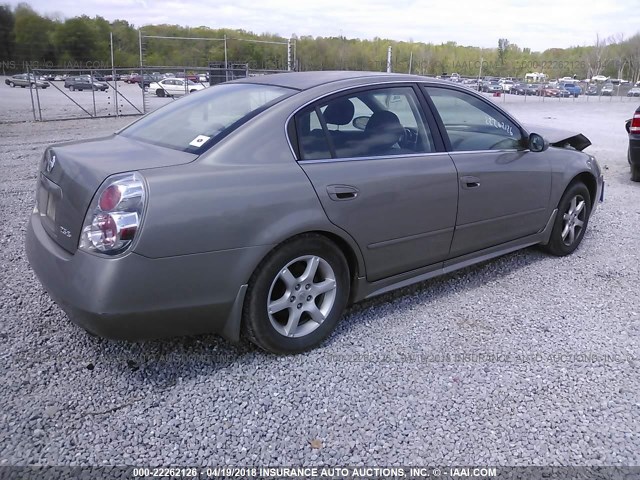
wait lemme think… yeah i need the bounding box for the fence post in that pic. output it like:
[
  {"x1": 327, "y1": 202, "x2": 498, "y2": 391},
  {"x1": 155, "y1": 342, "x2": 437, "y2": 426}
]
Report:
[
  {"x1": 111, "y1": 32, "x2": 119, "y2": 117},
  {"x1": 139, "y1": 29, "x2": 146, "y2": 114},
  {"x1": 33, "y1": 68, "x2": 43, "y2": 121},
  {"x1": 27, "y1": 65, "x2": 37, "y2": 122},
  {"x1": 90, "y1": 70, "x2": 97, "y2": 116}
]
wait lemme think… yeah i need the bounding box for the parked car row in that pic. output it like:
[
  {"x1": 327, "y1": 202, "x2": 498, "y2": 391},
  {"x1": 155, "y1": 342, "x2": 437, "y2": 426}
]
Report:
[
  {"x1": 124, "y1": 72, "x2": 209, "y2": 85},
  {"x1": 3, "y1": 72, "x2": 209, "y2": 95}
]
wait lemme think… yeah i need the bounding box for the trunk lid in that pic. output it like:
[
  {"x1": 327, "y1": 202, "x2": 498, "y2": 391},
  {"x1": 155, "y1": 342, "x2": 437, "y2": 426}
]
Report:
[{"x1": 36, "y1": 134, "x2": 197, "y2": 253}]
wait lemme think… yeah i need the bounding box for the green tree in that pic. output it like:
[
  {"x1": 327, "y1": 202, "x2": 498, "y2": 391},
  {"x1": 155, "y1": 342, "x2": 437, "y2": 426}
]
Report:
[
  {"x1": 0, "y1": 4, "x2": 15, "y2": 68},
  {"x1": 13, "y1": 3, "x2": 57, "y2": 64}
]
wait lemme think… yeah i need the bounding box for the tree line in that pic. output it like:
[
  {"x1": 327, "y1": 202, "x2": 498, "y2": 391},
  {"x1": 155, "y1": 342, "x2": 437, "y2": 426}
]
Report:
[{"x1": 1, "y1": 2, "x2": 640, "y2": 82}]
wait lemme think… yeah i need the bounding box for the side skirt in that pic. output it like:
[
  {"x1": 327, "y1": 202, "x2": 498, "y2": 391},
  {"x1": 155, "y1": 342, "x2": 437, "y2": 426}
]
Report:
[{"x1": 353, "y1": 209, "x2": 557, "y2": 302}]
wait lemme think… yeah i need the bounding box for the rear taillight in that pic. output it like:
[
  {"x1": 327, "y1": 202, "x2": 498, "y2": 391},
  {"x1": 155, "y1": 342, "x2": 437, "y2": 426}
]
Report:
[
  {"x1": 79, "y1": 172, "x2": 146, "y2": 255},
  {"x1": 631, "y1": 112, "x2": 640, "y2": 134}
]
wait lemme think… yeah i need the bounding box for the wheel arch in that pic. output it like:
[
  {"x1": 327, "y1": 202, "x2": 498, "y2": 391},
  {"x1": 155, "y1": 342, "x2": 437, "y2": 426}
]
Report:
[
  {"x1": 245, "y1": 228, "x2": 364, "y2": 303},
  {"x1": 238, "y1": 229, "x2": 362, "y2": 352},
  {"x1": 568, "y1": 171, "x2": 598, "y2": 208}
]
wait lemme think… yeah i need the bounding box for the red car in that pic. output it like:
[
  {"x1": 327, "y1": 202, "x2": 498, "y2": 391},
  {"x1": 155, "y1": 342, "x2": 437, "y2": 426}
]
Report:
[
  {"x1": 175, "y1": 72, "x2": 199, "y2": 82},
  {"x1": 538, "y1": 84, "x2": 570, "y2": 98}
]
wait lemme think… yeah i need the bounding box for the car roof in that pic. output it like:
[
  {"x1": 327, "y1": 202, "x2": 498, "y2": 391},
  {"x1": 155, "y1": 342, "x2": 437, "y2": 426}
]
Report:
[{"x1": 230, "y1": 70, "x2": 445, "y2": 91}]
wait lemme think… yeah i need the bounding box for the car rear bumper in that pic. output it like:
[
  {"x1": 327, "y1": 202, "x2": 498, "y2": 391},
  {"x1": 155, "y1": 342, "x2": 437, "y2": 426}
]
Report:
[{"x1": 26, "y1": 211, "x2": 270, "y2": 342}]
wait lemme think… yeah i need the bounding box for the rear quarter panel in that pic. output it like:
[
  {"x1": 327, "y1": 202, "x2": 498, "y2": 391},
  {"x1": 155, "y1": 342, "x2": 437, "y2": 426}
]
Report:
[{"x1": 133, "y1": 97, "x2": 366, "y2": 281}]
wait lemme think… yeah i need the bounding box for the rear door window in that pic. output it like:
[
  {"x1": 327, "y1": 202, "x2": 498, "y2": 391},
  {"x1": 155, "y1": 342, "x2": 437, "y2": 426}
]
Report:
[{"x1": 295, "y1": 86, "x2": 435, "y2": 160}]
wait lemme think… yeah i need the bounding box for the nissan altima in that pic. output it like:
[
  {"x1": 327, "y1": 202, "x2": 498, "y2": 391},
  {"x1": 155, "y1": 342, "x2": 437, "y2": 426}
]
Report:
[{"x1": 26, "y1": 71, "x2": 604, "y2": 354}]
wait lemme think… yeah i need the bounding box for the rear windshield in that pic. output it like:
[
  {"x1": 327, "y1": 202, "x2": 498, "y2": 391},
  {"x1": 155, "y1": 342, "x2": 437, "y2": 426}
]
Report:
[{"x1": 120, "y1": 83, "x2": 295, "y2": 153}]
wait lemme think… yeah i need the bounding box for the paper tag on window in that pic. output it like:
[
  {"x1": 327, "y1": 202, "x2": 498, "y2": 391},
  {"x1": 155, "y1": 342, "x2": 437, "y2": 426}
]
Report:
[{"x1": 189, "y1": 135, "x2": 211, "y2": 147}]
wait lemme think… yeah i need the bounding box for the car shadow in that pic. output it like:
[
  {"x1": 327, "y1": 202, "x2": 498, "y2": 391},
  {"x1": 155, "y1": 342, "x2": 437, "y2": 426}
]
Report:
[
  {"x1": 77, "y1": 246, "x2": 549, "y2": 385},
  {"x1": 326, "y1": 245, "x2": 550, "y2": 344}
]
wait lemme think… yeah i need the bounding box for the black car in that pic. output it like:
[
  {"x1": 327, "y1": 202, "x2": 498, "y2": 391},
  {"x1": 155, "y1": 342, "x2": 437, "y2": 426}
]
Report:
[
  {"x1": 586, "y1": 85, "x2": 599, "y2": 96},
  {"x1": 512, "y1": 83, "x2": 527, "y2": 95},
  {"x1": 626, "y1": 106, "x2": 640, "y2": 182},
  {"x1": 138, "y1": 74, "x2": 163, "y2": 89},
  {"x1": 513, "y1": 83, "x2": 538, "y2": 95},
  {"x1": 64, "y1": 76, "x2": 109, "y2": 91}
]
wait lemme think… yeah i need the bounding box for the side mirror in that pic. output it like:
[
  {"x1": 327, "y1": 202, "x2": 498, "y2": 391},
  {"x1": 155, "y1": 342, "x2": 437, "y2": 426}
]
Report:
[
  {"x1": 625, "y1": 120, "x2": 631, "y2": 134},
  {"x1": 528, "y1": 133, "x2": 549, "y2": 152}
]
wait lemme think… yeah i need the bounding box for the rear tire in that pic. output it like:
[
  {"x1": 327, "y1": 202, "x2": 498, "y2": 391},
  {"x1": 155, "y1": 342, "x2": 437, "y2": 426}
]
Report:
[
  {"x1": 543, "y1": 182, "x2": 591, "y2": 256},
  {"x1": 157, "y1": 89, "x2": 165, "y2": 97},
  {"x1": 631, "y1": 163, "x2": 640, "y2": 182},
  {"x1": 243, "y1": 234, "x2": 350, "y2": 354}
]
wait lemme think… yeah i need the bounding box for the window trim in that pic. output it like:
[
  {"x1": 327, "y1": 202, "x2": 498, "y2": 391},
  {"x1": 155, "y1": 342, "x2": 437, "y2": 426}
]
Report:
[{"x1": 420, "y1": 84, "x2": 528, "y2": 153}]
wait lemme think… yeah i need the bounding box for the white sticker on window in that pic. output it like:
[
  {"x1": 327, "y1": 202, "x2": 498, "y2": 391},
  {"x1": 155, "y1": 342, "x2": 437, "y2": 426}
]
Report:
[
  {"x1": 189, "y1": 135, "x2": 211, "y2": 147},
  {"x1": 485, "y1": 116, "x2": 514, "y2": 136}
]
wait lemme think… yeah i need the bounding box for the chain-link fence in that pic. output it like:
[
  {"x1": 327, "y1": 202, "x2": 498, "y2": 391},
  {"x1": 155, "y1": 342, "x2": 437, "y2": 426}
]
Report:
[
  {"x1": 2, "y1": 67, "x2": 639, "y2": 123},
  {"x1": 0, "y1": 65, "x2": 289, "y2": 122}
]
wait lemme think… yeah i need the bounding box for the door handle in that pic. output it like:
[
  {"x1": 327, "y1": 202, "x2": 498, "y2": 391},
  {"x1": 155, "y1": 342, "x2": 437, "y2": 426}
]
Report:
[
  {"x1": 460, "y1": 176, "x2": 481, "y2": 189},
  {"x1": 327, "y1": 184, "x2": 359, "y2": 201}
]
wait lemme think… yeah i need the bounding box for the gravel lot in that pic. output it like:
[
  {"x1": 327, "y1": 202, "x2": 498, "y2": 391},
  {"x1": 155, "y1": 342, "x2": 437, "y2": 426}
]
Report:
[{"x1": 1, "y1": 98, "x2": 639, "y2": 467}]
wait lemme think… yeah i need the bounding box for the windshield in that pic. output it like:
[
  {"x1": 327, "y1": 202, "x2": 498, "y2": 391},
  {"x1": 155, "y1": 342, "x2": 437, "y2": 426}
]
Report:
[{"x1": 120, "y1": 83, "x2": 295, "y2": 153}]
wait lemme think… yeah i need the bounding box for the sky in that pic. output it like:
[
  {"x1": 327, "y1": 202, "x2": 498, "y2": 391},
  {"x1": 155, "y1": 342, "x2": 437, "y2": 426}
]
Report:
[{"x1": 11, "y1": 0, "x2": 640, "y2": 52}]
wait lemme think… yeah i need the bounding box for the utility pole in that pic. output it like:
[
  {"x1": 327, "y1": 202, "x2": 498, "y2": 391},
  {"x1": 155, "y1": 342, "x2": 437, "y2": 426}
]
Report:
[
  {"x1": 386, "y1": 46, "x2": 392, "y2": 73},
  {"x1": 224, "y1": 34, "x2": 228, "y2": 81},
  {"x1": 110, "y1": 32, "x2": 119, "y2": 117}
]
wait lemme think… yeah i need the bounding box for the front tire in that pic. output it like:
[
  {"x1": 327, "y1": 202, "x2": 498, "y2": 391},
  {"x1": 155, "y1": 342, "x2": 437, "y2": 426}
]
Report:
[
  {"x1": 543, "y1": 182, "x2": 591, "y2": 256},
  {"x1": 243, "y1": 234, "x2": 350, "y2": 354},
  {"x1": 9, "y1": 81, "x2": 14, "y2": 87}
]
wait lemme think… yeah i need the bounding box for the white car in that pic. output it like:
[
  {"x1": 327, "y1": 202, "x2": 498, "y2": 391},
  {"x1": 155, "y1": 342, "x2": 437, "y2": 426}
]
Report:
[
  {"x1": 627, "y1": 87, "x2": 640, "y2": 97},
  {"x1": 499, "y1": 80, "x2": 514, "y2": 92},
  {"x1": 591, "y1": 75, "x2": 609, "y2": 82},
  {"x1": 148, "y1": 78, "x2": 205, "y2": 97}
]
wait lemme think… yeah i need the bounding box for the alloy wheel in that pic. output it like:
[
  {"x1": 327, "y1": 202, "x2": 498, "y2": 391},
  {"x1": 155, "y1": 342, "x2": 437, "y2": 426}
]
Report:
[
  {"x1": 561, "y1": 194, "x2": 586, "y2": 246},
  {"x1": 267, "y1": 255, "x2": 337, "y2": 338}
]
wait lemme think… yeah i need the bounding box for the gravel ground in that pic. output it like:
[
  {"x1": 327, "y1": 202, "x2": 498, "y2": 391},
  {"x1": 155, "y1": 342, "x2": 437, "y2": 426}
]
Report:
[{"x1": 0, "y1": 99, "x2": 639, "y2": 467}]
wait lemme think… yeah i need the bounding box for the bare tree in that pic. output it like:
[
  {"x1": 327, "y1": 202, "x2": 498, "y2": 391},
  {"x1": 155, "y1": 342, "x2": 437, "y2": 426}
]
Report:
[
  {"x1": 584, "y1": 34, "x2": 610, "y2": 79},
  {"x1": 626, "y1": 34, "x2": 640, "y2": 84},
  {"x1": 609, "y1": 33, "x2": 629, "y2": 81}
]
